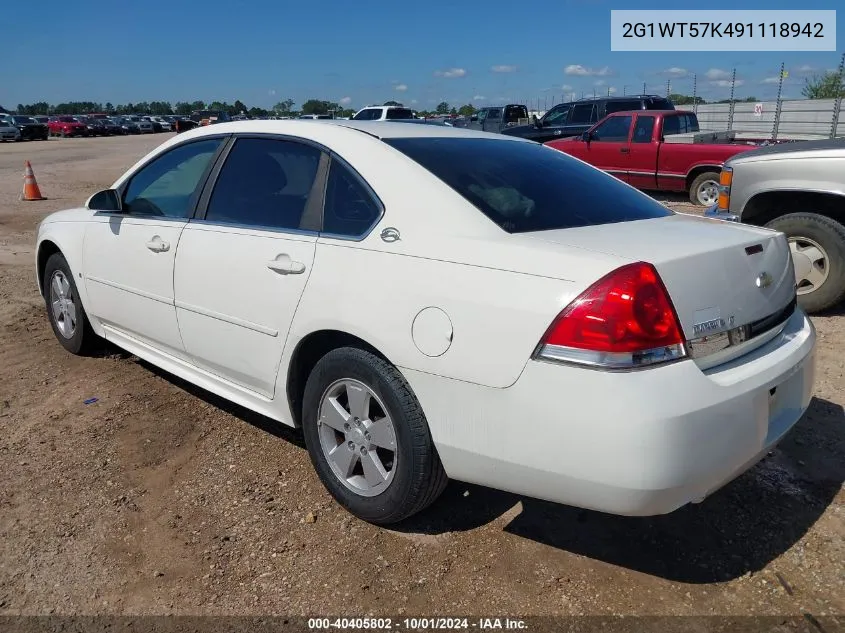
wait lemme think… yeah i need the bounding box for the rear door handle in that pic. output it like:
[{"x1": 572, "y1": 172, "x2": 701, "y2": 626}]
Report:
[
  {"x1": 267, "y1": 255, "x2": 306, "y2": 275},
  {"x1": 620, "y1": 147, "x2": 630, "y2": 153},
  {"x1": 145, "y1": 237, "x2": 170, "y2": 252}
]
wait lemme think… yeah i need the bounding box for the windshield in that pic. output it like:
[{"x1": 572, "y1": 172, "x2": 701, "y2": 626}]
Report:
[
  {"x1": 58, "y1": 117, "x2": 76, "y2": 122},
  {"x1": 13, "y1": 116, "x2": 36, "y2": 124},
  {"x1": 383, "y1": 137, "x2": 671, "y2": 233}
]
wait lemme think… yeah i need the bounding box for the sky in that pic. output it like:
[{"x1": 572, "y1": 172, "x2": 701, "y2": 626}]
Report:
[{"x1": 3, "y1": 0, "x2": 843, "y2": 111}]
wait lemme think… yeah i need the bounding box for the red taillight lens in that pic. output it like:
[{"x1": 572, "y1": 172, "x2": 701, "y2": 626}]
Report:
[{"x1": 536, "y1": 262, "x2": 687, "y2": 369}]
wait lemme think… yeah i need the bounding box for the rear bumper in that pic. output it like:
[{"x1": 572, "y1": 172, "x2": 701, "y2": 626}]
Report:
[
  {"x1": 703, "y1": 204, "x2": 740, "y2": 222},
  {"x1": 404, "y1": 307, "x2": 816, "y2": 516}
]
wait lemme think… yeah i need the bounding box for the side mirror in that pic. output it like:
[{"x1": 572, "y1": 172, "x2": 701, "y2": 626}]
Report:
[
  {"x1": 86, "y1": 189, "x2": 122, "y2": 212},
  {"x1": 581, "y1": 131, "x2": 592, "y2": 142},
  {"x1": 532, "y1": 114, "x2": 542, "y2": 127}
]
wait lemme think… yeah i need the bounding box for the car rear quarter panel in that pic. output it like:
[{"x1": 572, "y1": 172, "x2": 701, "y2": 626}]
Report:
[{"x1": 656, "y1": 144, "x2": 753, "y2": 182}]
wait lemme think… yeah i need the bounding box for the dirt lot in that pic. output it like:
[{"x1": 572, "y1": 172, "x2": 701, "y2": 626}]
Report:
[{"x1": 0, "y1": 135, "x2": 843, "y2": 621}]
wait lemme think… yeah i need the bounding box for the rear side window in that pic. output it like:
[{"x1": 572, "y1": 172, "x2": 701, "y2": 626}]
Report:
[
  {"x1": 322, "y1": 160, "x2": 382, "y2": 237},
  {"x1": 632, "y1": 116, "x2": 655, "y2": 143},
  {"x1": 487, "y1": 109, "x2": 502, "y2": 119},
  {"x1": 646, "y1": 98, "x2": 674, "y2": 110},
  {"x1": 383, "y1": 137, "x2": 671, "y2": 233},
  {"x1": 569, "y1": 103, "x2": 595, "y2": 124},
  {"x1": 385, "y1": 108, "x2": 414, "y2": 120},
  {"x1": 604, "y1": 100, "x2": 641, "y2": 114}
]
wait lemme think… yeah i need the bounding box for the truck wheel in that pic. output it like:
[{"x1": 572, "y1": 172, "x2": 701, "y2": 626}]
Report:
[
  {"x1": 689, "y1": 171, "x2": 721, "y2": 206},
  {"x1": 765, "y1": 213, "x2": 845, "y2": 314}
]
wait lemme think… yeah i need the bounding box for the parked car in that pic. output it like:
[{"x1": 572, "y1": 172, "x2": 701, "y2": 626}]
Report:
[
  {"x1": 10, "y1": 115, "x2": 49, "y2": 140},
  {"x1": 466, "y1": 105, "x2": 529, "y2": 133},
  {"x1": 125, "y1": 116, "x2": 154, "y2": 134},
  {"x1": 35, "y1": 120, "x2": 814, "y2": 525},
  {"x1": 33, "y1": 115, "x2": 50, "y2": 125},
  {"x1": 48, "y1": 116, "x2": 88, "y2": 137},
  {"x1": 173, "y1": 117, "x2": 199, "y2": 133},
  {"x1": 352, "y1": 106, "x2": 415, "y2": 121},
  {"x1": 705, "y1": 138, "x2": 845, "y2": 314},
  {"x1": 545, "y1": 110, "x2": 756, "y2": 205},
  {"x1": 503, "y1": 95, "x2": 676, "y2": 144},
  {"x1": 110, "y1": 117, "x2": 139, "y2": 134},
  {"x1": 75, "y1": 117, "x2": 108, "y2": 137},
  {"x1": 98, "y1": 119, "x2": 122, "y2": 135},
  {"x1": 0, "y1": 119, "x2": 21, "y2": 141},
  {"x1": 150, "y1": 116, "x2": 172, "y2": 131}
]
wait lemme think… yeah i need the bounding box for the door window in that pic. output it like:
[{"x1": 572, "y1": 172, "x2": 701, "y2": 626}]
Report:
[
  {"x1": 486, "y1": 109, "x2": 502, "y2": 120},
  {"x1": 322, "y1": 159, "x2": 382, "y2": 237},
  {"x1": 569, "y1": 103, "x2": 595, "y2": 124},
  {"x1": 122, "y1": 138, "x2": 223, "y2": 217},
  {"x1": 205, "y1": 137, "x2": 323, "y2": 231},
  {"x1": 543, "y1": 104, "x2": 570, "y2": 125},
  {"x1": 591, "y1": 115, "x2": 633, "y2": 142},
  {"x1": 632, "y1": 116, "x2": 655, "y2": 143}
]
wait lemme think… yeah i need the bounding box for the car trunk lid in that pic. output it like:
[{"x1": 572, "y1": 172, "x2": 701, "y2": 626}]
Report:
[{"x1": 519, "y1": 213, "x2": 796, "y2": 358}]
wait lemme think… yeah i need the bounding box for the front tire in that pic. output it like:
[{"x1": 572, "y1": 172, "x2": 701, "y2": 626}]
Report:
[
  {"x1": 301, "y1": 347, "x2": 447, "y2": 525},
  {"x1": 765, "y1": 212, "x2": 845, "y2": 314},
  {"x1": 43, "y1": 252, "x2": 98, "y2": 355},
  {"x1": 689, "y1": 171, "x2": 721, "y2": 206}
]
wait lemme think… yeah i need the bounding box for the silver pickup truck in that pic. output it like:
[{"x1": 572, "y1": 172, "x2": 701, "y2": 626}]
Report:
[{"x1": 705, "y1": 139, "x2": 845, "y2": 314}]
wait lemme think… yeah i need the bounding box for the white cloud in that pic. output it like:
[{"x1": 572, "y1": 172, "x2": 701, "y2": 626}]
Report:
[
  {"x1": 705, "y1": 68, "x2": 731, "y2": 80},
  {"x1": 268, "y1": 89, "x2": 276, "y2": 96},
  {"x1": 564, "y1": 64, "x2": 611, "y2": 77},
  {"x1": 434, "y1": 67, "x2": 467, "y2": 78},
  {"x1": 394, "y1": 84, "x2": 408, "y2": 92},
  {"x1": 411, "y1": 99, "x2": 418, "y2": 104},
  {"x1": 710, "y1": 79, "x2": 745, "y2": 87},
  {"x1": 608, "y1": 86, "x2": 617, "y2": 94},
  {"x1": 339, "y1": 96, "x2": 351, "y2": 105},
  {"x1": 760, "y1": 77, "x2": 782, "y2": 84},
  {"x1": 796, "y1": 65, "x2": 815, "y2": 73},
  {"x1": 562, "y1": 84, "x2": 573, "y2": 91},
  {"x1": 662, "y1": 67, "x2": 688, "y2": 78},
  {"x1": 594, "y1": 80, "x2": 606, "y2": 86},
  {"x1": 473, "y1": 95, "x2": 486, "y2": 101},
  {"x1": 491, "y1": 65, "x2": 517, "y2": 73}
]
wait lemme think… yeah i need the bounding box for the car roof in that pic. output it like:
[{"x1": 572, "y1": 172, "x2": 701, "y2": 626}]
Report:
[{"x1": 177, "y1": 119, "x2": 532, "y2": 142}]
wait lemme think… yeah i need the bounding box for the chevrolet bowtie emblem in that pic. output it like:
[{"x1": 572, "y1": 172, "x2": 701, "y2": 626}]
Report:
[{"x1": 756, "y1": 271, "x2": 773, "y2": 289}]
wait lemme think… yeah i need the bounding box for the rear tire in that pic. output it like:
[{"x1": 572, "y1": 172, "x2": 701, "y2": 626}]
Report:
[
  {"x1": 765, "y1": 212, "x2": 845, "y2": 314},
  {"x1": 301, "y1": 347, "x2": 447, "y2": 525},
  {"x1": 689, "y1": 171, "x2": 721, "y2": 206},
  {"x1": 43, "y1": 253, "x2": 99, "y2": 355}
]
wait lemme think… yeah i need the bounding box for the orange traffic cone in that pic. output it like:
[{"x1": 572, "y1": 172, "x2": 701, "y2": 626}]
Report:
[{"x1": 21, "y1": 161, "x2": 46, "y2": 201}]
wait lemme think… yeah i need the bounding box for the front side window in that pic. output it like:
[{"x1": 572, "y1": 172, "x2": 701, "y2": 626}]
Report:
[
  {"x1": 122, "y1": 138, "x2": 223, "y2": 217},
  {"x1": 543, "y1": 105, "x2": 570, "y2": 125},
  {"x1": 322, "y1": 159, "x2": 381, "y2": 237},
  {"x1": 604, "y1": 100, "x2": 641, "y2": 115},
  {"x1": 383, "y1": 137, "x2": 671, "y2": 233},
  {"x1": 353, "y1": 109, "x2": 379, "y2": 121},
  {"x1": 632, "y1": 116, "x2": 655, "y2": 143},
  {"x1": 591, "y1": 115, "x2": 632, "y2": 142},
  {"x1": 205, "y1": 137, "x2": 322, "y2": 231}
]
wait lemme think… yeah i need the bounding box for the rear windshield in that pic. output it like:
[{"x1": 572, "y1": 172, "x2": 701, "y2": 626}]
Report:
[
  {"x1": 384, "y1": 137, "x2": 672, "y2": 233},
  {"x1": 504, "y1": 105, "x2": 528, "y2": 123},
  {"x1": 646, "y1": 98, "x2": 674, "y2": 110},
  {"x1": 663, "y1": 113, "x2": 700, "y2": 135},
  {"x1": 385, "y1": 108, "x2": 415, "y2": 120},
  {"x1": 13, "y1": 116, "x2": 35, "y2": 123}
]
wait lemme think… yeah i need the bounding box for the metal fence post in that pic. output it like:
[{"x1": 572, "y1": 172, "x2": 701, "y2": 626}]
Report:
[
  {"x1": 692, "y1": 74, "x2": 698, "y2": 114},
  {"x1": 727, "y1": 68, "x2": 736, "y2": 130},
  {"x1": 772, "y1": 63, "x2": 785, "y2": 141},
  {"x1": 830, "y1": 52, "x2": 845, "y2": 138},
  {"x1": 642, "y1": 81, "x2": 646, "y2": 94}
]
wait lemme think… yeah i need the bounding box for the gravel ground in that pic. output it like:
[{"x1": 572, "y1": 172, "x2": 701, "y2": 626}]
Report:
[{"x1": 0, "y1": 134, "x2": 843, "y2": 621}]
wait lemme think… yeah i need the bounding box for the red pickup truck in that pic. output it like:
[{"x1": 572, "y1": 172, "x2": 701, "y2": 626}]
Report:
[{"x1": 545, "y1": 110, "x2": 756, "y2": 206}]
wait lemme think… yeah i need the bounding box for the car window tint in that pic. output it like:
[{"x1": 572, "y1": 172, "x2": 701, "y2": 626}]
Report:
[
  {"x1": 476, "y1": 110, "x2": 488, "y2": 121},
  {"x1": 123, "y1": 138, "x2": 222, "y2": 218},
  {"x1": 322, "y1": 160, "x2": 381, "y2": 237},
  {"x1": 632, "y1": 116, "x2": 655, "y2": 143},
  {"x1": 206, "y1": 137, "x2": 322, "y2": 231},
  {"x1": 662, "y1": 115, "x2": 680, "y2": 135},
  {"x1": 487, "y1": 109, "x2": 502, "y2": 119},
  {"x1": 569, "y1": 104, "x2": 594, "y2": 124},
  {"x1": 383, "y1": 137, "x2": 671, "y2": 233},
  {"x1": 592, "y1": 115, "x2": 632, "y2": 142},
  {"x1": 385, "y1": 108, "x2": 414, "y2": 119},
  {"x1": 543, "y1": 105, "x2": 570, "y2": 125},
  {"x1": 504, "y1": 106, "x2": 527, "y2": 123},
  {"x1": 604, "y1": 100, "x2": 641, "y2": 114}
]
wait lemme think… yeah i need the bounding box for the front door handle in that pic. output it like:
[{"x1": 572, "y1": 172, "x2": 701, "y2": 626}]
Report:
[
  {"x1": 620, "y1": 147, "x2": 630, "y2": 153},
  {"x1": 267, "y1": 255, "x2": 306, "y2": 275},
  {"x1": 145, "y1": 237, "x2": 170, "y2": 252}
]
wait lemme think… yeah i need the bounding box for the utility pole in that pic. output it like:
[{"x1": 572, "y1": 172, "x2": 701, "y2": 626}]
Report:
[
  {"x1": 772, "y1": 62, "x2": 785, "y2": 141},
  {"x1": 728, "y1": 68, "x2": 737, "y2": 130},
  {"x1": 830, "y1": 52, "x2": 845, "y2": 138}
]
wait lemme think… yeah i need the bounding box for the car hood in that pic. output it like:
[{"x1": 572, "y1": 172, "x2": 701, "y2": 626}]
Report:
[
  {"x1": 39, "y1": 207, "x2": 94, "y2": 228},
  {"x1": 727, "y1": 137, "x2": 845, "y2": 165}
]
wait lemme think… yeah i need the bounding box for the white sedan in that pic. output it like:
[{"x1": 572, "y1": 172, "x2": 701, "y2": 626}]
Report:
[{"x1": 35, "y1": 120, "x2": 816, "y2": 524}]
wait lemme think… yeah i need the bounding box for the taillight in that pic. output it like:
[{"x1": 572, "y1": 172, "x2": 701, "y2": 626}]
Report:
[
  {"x1": 534, "y1": 262, "x2": 687, "y2": 370},
  {"x1": 718, "y1": 166, "x2": 732, "y2": 211}
]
